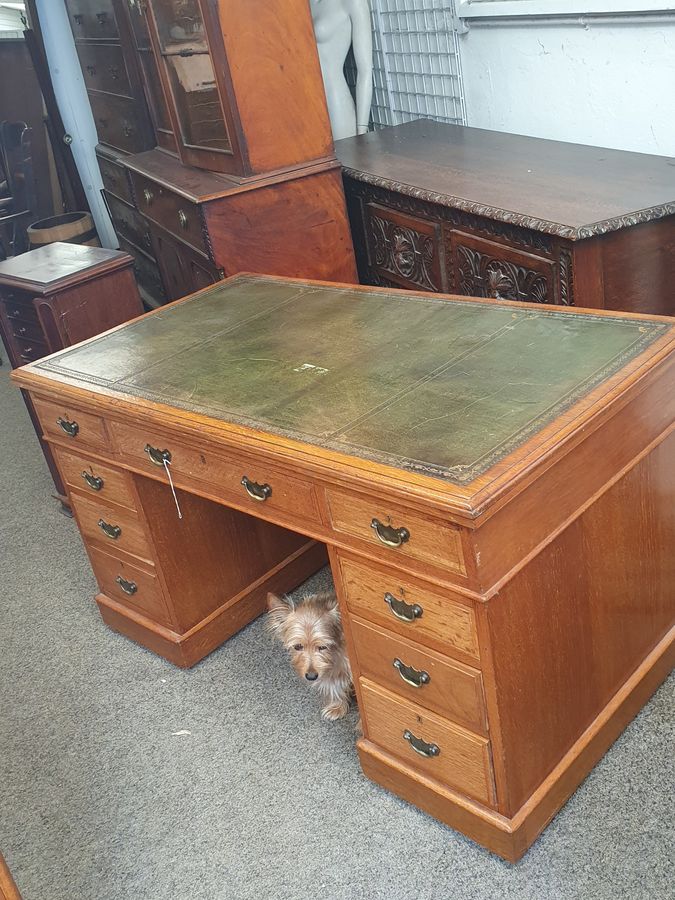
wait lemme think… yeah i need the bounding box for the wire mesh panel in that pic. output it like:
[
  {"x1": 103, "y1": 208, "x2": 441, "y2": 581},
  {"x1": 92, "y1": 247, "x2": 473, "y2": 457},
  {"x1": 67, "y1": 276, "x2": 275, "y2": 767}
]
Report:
[{"x1": 368, "y1": 0, "x2": 467, "y2": 127}]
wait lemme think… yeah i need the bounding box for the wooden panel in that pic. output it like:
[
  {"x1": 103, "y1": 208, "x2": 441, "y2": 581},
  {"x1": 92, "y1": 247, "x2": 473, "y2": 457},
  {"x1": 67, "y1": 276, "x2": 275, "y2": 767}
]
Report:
[
  {"x1": 447, "y1": 231, "x2": 557, "y2": 305},
  {"x1": 65, "y1": 0, "x2": 118, "y2": 40},
  {"x1": 54, "y1": 446, "x2": 136, "y2": 509},
  {"x1": 89, "y1": 91, "x2": 148, "y2": 155},
  {"x1": 364, "y1": 203, "x2": 445, "y2": 292},
  {"x1": 77, "y1": 43, "x2": 132, "y2": 97},
  {"x1": 70, "y1": 492, "x2": 153, "y2": 562},
  {"x1": 338, "y1": 555, "x2": 479, "y2": 662},
  {"x1": 360, "y1": 679, "x2": 495, "y2": 807},
  {"x1": 351, "y1": 617, "x2": 487, "y2": 733},
  {"x1": 326, "y1": 488, "x2": 466, "y2": 575},
  {"x1": 117, "y1": 237, "x2": 167, "y2": 307},
  {"x1": 487, "y1": 433, "x2": 675, "y2": 816},
  {"x1": 109, "y1": 420, "x2": 321, "y2": 524},
  {"x1": 33, "y1": 396, "x2": 110, "y2": 451},
  {"x1": 130, "y1": 171, "x2": 209, "y2": 257},
  {"x1": 88, "y1": 545, "x2": 170, "y2": 624}
]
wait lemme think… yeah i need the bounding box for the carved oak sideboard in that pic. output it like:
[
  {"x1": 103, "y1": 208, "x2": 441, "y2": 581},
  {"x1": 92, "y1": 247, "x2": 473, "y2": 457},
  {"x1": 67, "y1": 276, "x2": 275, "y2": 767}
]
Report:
[{"x1": 337, "y1": 120, "x2": 675, "y2": 315}]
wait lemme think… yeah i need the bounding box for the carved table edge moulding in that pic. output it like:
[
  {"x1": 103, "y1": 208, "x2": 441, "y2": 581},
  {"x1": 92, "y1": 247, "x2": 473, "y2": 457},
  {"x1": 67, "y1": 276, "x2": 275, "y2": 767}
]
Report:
[{"x1": 342, "y1": 167, "x2": 675, "y2": 241}]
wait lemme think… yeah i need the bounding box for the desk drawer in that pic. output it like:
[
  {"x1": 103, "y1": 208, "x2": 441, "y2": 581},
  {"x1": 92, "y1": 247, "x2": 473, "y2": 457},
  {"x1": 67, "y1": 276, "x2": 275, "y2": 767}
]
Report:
[
  {"x1": 109, "y1": 422, "x2": 321, "y2": 525},
  {"x1": 71, "y1": 492, "x2": 152, "y2": 562},
  {"x1": 7, "y1": 318, "x2": 43, "y2": 344},
  {"x1": 131, "y1": 171, "x2": 209, "y2": 257},
  {"x1": 33, "y1": 397, "x2": 110, "y2": 451},
  {"x1": 361, "y1": 679, "x2": 495, "y2": 807},
  {"x1": 326, "y1": 488, "x2": 466, "y2": 576},
  {"x1": 351, "y1": 617, "x2": 486, "y2": 734},
  {"x1": 78, "y1": 43, "x2": 132, "y2": 98},
  {"x1": 66, "y1": 0, "x2": 118, "y2": 40},
  {"x1": 13, "y1": 335, "x2": 47, "y2": 364},
  {"x1": 339, "y1": 556, "x2": 479, "y2": 662},
  {"x1": 54, "y1": 447, "x2": 136, "y2": 510},
  {"x1": 89, "y1": 92, "x2": 147, "y2": 155},
  {"x1": 89, "y1": 546, "x2": 169, "y2": 624},
  {"x1": 2, "y1": 296, "x2": 38, "y2": 324},
  {"x1": 98, "y1": 153, "x2": 133, "y2": 205},
  {"x1": 106, "y1": 193, "x2": 153, "y2": 255}
]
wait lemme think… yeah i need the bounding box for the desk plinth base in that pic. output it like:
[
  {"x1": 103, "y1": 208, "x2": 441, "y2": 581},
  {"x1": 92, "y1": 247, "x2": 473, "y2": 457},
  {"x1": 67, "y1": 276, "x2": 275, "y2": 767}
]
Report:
[
  {"x1": 96, "y1": 539, "x2": 328, "y2": 668},
  {"x1": 358, "y1": 624, "x2": 674, "y2": 863}
]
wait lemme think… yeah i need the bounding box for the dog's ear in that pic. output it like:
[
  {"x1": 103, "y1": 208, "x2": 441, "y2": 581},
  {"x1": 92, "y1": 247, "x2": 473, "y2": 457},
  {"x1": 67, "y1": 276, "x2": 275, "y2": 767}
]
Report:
[
  {"x1": 266, "y1": 592, "x2": 293, "y2": 635},
  {"x1": 320, "y1": 591, "x2": 341, "y2": 621}
]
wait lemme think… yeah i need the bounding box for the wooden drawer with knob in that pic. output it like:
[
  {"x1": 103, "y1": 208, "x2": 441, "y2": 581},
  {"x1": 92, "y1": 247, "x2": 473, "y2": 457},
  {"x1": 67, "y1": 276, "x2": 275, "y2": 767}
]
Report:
[
  {"x1": 338, "y1": 555, "x2": 479, "y2": 663},
  {"x1": 351, "y1": 617, "x2": 487, "y2": 734},
  {"x1": 326, "y1": 488, "x2": 466, "y2": 576},
  {"x1": 2, "y1": 295, "x2": 39, "y2": 325},
  {"x1": 108, "y1": 421, "x2": 321, "y2": 525},
  {"x1": 77, "y1": 43, "x2": 132, "y2": 98},
  {"x1": 13, "y1": 335, "x2": 48, "y2": 364},
  {"x1": 70, "y1": 492, "x2": 153, "y2": 563},
  {"x1": 129, "y1": 171, "x2": 209, "y2": 258},
  {"x1": 32, "y1": 396, "x2": 110, "y2": 452},
  {"x1": 7, "y1": 317, "x2": 43, "y2": 344},
  {"x1": 53, "y1": 447, "x2": 137, "y2": 510},
  {"x1": 106, "y1": 193, "x2": 153, "y2": 256},
  {"x1": 97, "y1": 152, "x2": 133, "y2": 205},
  {"x1": 360, "y1": 679, "x2": 495, "y2": 807},
  {"x1": 88, "y1": 546, "x2": 170, "y2": 624},
  {"x1": 65, "y1": 0, "x2": 118, "y2": 41},
  {"x1": 89, "y1": 92, "x2": 147, "y2": 155}
]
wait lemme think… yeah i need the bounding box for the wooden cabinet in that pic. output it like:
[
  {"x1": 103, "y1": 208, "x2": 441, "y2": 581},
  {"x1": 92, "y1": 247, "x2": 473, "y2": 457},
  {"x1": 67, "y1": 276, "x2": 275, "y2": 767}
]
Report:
[
  {"x1": 65, "y1": 0, "x2": 155, "y2": 155},
  {"x1": 338, "y1": 120, "x2": 675, "y2": 315},
  {"x1": 0, "y1": 243, "x2": 143, "y2": 508},
  {"x1": 63, "y1": 0, "x2": 357, "y2": 303}
]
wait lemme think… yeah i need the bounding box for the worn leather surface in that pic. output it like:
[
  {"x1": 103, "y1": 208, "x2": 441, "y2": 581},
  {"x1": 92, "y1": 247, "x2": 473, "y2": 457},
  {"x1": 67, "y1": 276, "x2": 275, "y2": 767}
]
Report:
[{"x1": 38, "y1": 276, "x2": 668, "y2": 484}]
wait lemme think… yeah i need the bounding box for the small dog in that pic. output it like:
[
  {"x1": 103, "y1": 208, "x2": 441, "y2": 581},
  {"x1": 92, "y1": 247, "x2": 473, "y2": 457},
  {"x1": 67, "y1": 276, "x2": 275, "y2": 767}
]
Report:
[{"x1": 267, "y1": 590, "x2": 353, "y2": 721}]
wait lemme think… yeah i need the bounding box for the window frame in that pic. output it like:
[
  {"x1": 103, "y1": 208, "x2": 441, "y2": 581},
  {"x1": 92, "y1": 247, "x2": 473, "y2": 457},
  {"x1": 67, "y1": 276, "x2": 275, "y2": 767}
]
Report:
[{"x1": 457, "y1": 0, "x2": 675, "y2": 19}]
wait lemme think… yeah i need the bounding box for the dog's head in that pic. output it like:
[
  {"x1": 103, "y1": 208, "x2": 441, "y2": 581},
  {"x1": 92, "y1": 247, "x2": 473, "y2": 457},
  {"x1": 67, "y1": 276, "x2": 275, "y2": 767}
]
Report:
[{"x1": 267, "y1": 591, "x2": 343, "y2": 683}]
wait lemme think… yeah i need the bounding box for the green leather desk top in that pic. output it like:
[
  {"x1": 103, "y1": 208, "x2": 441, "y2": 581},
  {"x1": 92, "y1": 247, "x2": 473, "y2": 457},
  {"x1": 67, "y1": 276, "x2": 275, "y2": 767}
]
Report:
[{"x1": 34, "y1": 275, "x2": 669, "y2": 485}]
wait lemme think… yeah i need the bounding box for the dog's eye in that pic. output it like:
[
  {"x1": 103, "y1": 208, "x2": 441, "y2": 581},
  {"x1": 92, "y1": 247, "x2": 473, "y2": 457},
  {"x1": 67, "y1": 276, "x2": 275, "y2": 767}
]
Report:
[
  {"x1": 293, "y1": 644, "x2": 303, "y2": 651},
  {"x1": 318, "y1": 645, "x2": 328, "y2": 652}
]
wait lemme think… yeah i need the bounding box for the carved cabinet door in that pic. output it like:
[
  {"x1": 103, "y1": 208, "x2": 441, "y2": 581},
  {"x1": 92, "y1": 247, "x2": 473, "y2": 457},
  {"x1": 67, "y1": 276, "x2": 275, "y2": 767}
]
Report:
[
  {"x1": 446, "y1": 231, "x2": 558, "y2": 305},
  {"x1": 364, "y1": 203, "x2": 446, "y2": 293}
]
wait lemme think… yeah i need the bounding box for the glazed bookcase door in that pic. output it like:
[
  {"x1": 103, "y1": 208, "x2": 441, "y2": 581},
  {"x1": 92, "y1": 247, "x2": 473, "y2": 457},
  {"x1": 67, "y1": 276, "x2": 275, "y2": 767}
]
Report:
[{"x1": 143, "y1": 0, "x2": 245, "y2": 174}]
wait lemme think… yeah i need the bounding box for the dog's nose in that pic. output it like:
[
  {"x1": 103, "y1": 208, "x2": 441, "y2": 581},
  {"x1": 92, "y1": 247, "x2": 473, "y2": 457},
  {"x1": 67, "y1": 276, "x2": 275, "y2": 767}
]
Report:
[{"x1": 305, "y1": 671, "x2": 318, "y2": 681}]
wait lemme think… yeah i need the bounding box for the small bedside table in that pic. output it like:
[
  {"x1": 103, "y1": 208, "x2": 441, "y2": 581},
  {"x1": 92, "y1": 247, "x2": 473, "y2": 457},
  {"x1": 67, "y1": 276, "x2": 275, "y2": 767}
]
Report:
[{"x1": 0, "y1": 242, "x2": 143, "y2": 511}]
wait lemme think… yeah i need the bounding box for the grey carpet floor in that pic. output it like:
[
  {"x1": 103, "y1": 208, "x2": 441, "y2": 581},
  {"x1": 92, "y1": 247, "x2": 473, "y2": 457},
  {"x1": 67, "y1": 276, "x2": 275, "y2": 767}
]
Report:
[{"x1": 0, "y1": 361, "x2": 673, "y2": 900}]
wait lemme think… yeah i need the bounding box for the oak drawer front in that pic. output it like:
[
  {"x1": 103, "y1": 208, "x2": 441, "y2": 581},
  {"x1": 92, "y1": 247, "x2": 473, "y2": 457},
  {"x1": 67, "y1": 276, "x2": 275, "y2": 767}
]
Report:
[
  {"x1": 97, "y1": 154, "x2": 133, "y2": 205},
  {"x1": 109, "y1": 422, "x2": 321, "y2": 524},
  {"x1": 351, "y1": 618, "x2": 487, "y2": 734},
  {"x1": 71, "y1": 493, "x2": 152, "y2": 562},
  {"x1": 339, "y1": 556, "x2": 479, "y2": 662},
  {"x1": 54, "y1": 447, "x2": 136, "y2": 509},
  {"x1": 447, "y1": 231, "x2": 557, "y2": 306},
  {"x1": 77, "y1": 43, "x2": 132, "y2": 98},
  {"x1": 33, "y1": 397, "x2": 110, "y2": 451},
  {"x1": 88, "y1": 547, "x2": 169, "y2": 623},
  {"x1": 130, "y1": 172, "x2": 209, "y2": 257},
  {"x1": 89, "y1": 92, "x2": 147, "y2": 155},
  {"x1": 106, "y1": 194, "x2": 153, "y2": 255},
  {"x1": 326, "y1": 489, "x2": 466, "y2": 576},
  {"x1": 365, "y1": 203, "x2": 445, "y2": 293},
  {"x1": 2, "y1": 296, "x2": 39, "y2": 324},
  {"x1": 66, "y1": 0, "x2": 118, "y2": 41},
  {"x1": 361, "y1": 679, "x2": 495, "y2": 807}
]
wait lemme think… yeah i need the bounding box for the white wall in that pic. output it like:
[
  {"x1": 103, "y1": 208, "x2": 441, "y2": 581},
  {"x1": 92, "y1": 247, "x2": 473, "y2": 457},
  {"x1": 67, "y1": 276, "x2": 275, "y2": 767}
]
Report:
[
  {"x1": 34, "y1": 0, "x2": 117, "y2": 246},
  {"x1": 459, "y1": 13, "x2": 675, "y2": 156}
]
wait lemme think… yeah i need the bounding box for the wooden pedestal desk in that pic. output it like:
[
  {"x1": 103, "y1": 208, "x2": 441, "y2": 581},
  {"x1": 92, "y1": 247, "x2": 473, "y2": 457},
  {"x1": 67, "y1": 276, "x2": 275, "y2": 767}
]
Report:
[{"x1": 13, "y1": 275, "x2": 674, "y2": 862}]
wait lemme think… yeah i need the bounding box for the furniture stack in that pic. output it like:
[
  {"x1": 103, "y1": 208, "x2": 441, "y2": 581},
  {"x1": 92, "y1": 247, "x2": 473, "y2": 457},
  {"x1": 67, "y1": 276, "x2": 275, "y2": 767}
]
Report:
[{"x1": 64, "y1": 0, "x2": 357, "y2": 308}]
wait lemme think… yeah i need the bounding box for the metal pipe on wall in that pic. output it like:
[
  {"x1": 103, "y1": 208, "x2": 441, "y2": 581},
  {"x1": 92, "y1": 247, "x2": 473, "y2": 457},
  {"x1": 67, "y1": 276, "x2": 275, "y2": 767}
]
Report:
[{"x1": 33, "y1": 0, "x2": 117, "y2": 248}]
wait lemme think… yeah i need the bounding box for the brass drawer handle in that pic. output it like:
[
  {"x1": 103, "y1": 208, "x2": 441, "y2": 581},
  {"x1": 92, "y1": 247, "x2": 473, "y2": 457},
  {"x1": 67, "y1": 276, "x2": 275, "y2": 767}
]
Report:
[
  {"x1": 86, "y1": 65, "x2": 97, "y2": 77},
  {"x1": 109, "y1": 65, "x2": 120, "y2": 80},
  {"x1": 115, "y1": 575, "x2": 137, "y2": 596},
  {"x1": 241, "y1": 475, "x2": 272, "y2": 502},
  {"x1": 98, "y1": 519, "x2": 121, "y2": 540},
  {"x1": 73, "y1": 13, "x2": 83, "y2": 25},
  {"x1": 57, "y1": 417, "x2": 79, "y2": 438},
  {"x1": 393, "y1": 658, "x2": 430, "y2": 688},
  {"x1": 384, "y1": 592, "x2": 422, "y2": 623},
  {"x1": 143, "y1": 187, "x2": 154, "y2": 205},
  {"x1": 403, "y1": 730, "x2": 439, "y2": 758},
  {"x1": 82, "y1": 471, "x2": 104, "y2": 492},
  {"x1": 144, "y1": 444, "x2": 171, "y2": 467},
  {"x1": 178, "y1": 209, "x2": 189, "y2": 230},
  {"x1": 96, "y1": 12, "x2": 108, "y2": 26},
  {"x1": 371, "y1": 518, "x2": 410, "y2": 548},
  {"x1": 11, "y1": 309, "x2": 21, "y2": 317},
  {"x1": 17, "y1": 326, "x2": 26, "y2": 335},
  {"x1": 123, "y1": 125, "x2": 135, "y2": 138}
]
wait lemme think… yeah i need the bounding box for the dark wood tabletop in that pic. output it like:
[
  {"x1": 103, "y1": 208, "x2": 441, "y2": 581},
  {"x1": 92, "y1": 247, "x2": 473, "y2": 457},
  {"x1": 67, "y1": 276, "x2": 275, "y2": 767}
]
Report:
[
  {"x1": 335, "y1": 120, "x2": 675, "y2": 239},
  {"x1": 0, "y1": 242, "x2": 132, "y2": 292}
]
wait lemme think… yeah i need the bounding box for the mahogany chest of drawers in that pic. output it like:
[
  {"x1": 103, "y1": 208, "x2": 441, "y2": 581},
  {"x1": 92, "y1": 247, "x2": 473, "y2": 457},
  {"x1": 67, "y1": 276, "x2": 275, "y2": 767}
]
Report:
[
  {"x1": 0, "y1": 242, "x2": 143, "y2": 507},
  {"x1": 13, "y1": 275, "x2": 674, "y2": 860},
  {"x1": 337, "y1": 120, "x2": 675, "y2": 315}
]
